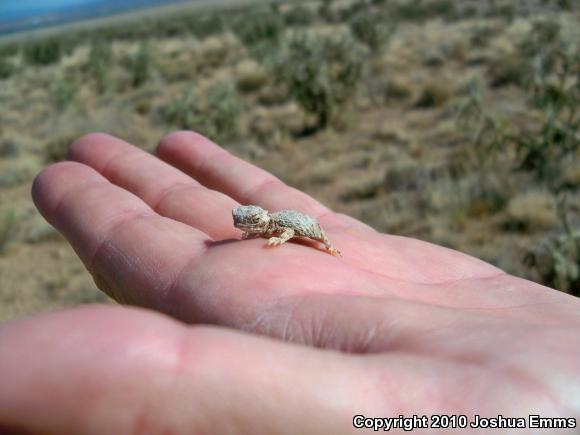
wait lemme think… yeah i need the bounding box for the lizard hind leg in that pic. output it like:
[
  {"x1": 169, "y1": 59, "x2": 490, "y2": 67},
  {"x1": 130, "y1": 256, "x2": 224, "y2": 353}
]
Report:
[
  {"x1": 267, "y1": 228, "x2": 295, "y2": 247},
  {"x1": 319, "y1": 231, "x2": 342, "y2": 257}
]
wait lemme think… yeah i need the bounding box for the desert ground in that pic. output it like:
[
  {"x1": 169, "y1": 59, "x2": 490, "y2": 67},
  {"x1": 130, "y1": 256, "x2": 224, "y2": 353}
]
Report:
[{"x1": 0, "y1": 0, "x2": 578, "y2": 322}]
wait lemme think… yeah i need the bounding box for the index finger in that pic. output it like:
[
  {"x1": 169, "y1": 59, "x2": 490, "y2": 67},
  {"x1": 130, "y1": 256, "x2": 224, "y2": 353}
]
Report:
[
  {"x1": 156, "y1": 131, "x2": 360, "y2": 230},
  {"x1": 31, "y1": 161, "x2": 210, "y2": 311}
]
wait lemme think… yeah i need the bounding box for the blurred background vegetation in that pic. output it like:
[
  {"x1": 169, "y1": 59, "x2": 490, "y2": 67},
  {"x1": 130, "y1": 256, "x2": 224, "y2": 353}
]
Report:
[{"x1": 0, "y1": 0, "x2": 579, "y2": 321}]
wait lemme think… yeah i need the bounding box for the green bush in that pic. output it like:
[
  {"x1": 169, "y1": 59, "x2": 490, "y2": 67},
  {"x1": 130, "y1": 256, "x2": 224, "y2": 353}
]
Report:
[
  {"x1": 161, "y1": 84, "x2": 242, "y2": 142},
  {"x1": 0, "y1": 43, "x2": 18, "y2": 57},
  {"x1": 190, "y1": 14, "x2": 226, "y2": 38},
  {"x1": 318, "y1": 0, "x2": 336, "y2": 22},
  {"x1": 391, "y1": 0, "x2": 459, "y2": 22},
  {"x1": 129, "y1": 41, "x2": 152, "y2": 88},
  {"x1": 0, "y1": 138, "x2": 19, "y2": 158},
  {"x1": 284, "y1": 5, "x2": 315, "y2": 26},
  {"x1": 232, "y1": 9, "x2": 283, "y2": 50},
  {"x1": 469, "y1": 25, "x2": 497, "y2": 48},
  {"x1": 87, "y1": 38, "x2": 113, "y2": 93},
  {"x1": 274, "y1": 33, "x2": 365, "y2": 130},
  {"x1": 0, "y1": 57, "x2": 16, "y2": 79},
  {"x1": 349, "y1": 10, "x2": 396, "y2": 52},
  {"x1": 458, "y1": 21, "x2": 580, "y2": 294},
  {"x1": 23, "y1": 38, "x2": 63, "y2": 65},
  {"x1": 50, "y1": 78, "x2": 76, "y2": 110},
  {"x1": 525, "y1": 231, "x2": 580, "y2": 296}
]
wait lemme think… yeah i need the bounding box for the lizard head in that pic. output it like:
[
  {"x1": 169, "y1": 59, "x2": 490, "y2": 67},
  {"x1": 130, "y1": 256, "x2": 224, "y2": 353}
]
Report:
[{"x1": 232, "y1": 205, "x2": 271, "y2": 233}]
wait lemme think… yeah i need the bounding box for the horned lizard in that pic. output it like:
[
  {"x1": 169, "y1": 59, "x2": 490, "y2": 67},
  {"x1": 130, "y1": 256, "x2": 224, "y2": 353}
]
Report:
[{"x1": 232, "y1": 205, "x2": 341, "y2": 257}]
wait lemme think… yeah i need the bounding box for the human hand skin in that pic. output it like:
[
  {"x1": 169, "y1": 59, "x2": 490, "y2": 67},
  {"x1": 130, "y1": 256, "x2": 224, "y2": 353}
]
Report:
[{"x1": 1, "y1": 131, "x2": 579, "y2": 434}]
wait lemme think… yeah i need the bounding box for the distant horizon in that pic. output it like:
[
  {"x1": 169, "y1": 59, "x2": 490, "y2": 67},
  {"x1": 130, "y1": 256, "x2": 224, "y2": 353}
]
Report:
[{"x1": 0, "y1": 0, "x2": 190, "y2": 36}]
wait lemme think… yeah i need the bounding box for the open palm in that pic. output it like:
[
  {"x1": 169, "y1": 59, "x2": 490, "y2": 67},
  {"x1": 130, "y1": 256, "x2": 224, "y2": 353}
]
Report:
[{"x1": 1, "y1": 131, "x2": 579, "y2": 434}]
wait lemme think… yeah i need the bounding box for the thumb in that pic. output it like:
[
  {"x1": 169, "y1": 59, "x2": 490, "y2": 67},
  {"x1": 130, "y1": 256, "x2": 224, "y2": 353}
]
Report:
[{"x1": 0, "y1": 306, "x2": 376, "y2": 435}]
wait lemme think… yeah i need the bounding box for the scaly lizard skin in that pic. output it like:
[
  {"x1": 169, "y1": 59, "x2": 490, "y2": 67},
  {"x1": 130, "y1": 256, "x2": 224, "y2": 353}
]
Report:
[{"x1": 232, "y1": 205, "x2": 341, "y2": 257}]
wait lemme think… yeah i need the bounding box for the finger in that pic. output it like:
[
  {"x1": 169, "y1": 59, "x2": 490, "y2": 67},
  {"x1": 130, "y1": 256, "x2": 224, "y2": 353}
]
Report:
[
  {"x1": 156, "y1": 131, "x2": 366, "y2": 231},
  {"x1": 0, "y1": 306, "x2": 375, "y2": 435},
  {"x1": 31, "y1": 161, "x2": 210, "y2": 312},
  {"x1": 68, "y1": 132, "x2": 240, "y2": 240}
]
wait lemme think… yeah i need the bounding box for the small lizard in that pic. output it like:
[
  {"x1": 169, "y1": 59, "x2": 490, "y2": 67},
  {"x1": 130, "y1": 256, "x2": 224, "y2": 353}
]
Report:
[{"x1": 232, "y1": 205, "x2": 341, "y2": 257}]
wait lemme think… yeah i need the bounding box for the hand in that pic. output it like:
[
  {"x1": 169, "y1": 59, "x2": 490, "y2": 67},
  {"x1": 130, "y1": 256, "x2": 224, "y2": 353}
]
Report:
[{"x1": 1, "y1": 131, "x2": 578, "y2": 434}]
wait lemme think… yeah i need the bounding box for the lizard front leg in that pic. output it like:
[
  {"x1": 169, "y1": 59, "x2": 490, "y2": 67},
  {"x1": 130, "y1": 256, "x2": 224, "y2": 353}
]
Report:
[{"x1": 267, "y1": 228, "x2": 295, "y2": 247}]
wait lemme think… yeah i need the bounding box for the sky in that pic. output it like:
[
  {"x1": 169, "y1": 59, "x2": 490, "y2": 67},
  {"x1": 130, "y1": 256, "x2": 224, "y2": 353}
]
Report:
[
  {"x1": 0, "y1": 0, "x2": 104, "y2": 20},
  {"x1": 0, "y1": 0, "x2": 185, "y2": 35}
]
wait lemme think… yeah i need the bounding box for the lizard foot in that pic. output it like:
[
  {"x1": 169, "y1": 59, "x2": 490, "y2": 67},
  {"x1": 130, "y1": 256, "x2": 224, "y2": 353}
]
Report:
[
  {"x1": 328, "y1": 247, "x2": 342, "y2": 257},
  {"x1": 267, "y1": 237, "x2": 284, "y2": 247}
]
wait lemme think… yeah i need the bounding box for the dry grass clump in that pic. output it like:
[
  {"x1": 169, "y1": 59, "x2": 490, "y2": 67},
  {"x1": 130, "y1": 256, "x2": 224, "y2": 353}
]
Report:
[
  {"x1": 0, "y1": 158, "x2": 38, "y2": 188},
  {"x1": 235, "y1": 59, "x2": 270, "y2": 93},
  {"x1": 0, "y1": 209, "x2": 20, "y2": 254},
  {"x1": 382, "y1": 77, "x2": 414, "y2": 102},
  {"x1": 487, "y1": 54, "x2": 527, "y2": 88},
  {"x1": 414, "y1": 81, "x2": 450, "y2": 108},
  {"x1": 501, "y1": 190, "x2": 557, "y2": 232},
  {"x1": 197, "y1": 33, "x2": 242, "y2": 70},
  {"x1": 44, "y1": 134, "x2": 78, "y2": 163}
]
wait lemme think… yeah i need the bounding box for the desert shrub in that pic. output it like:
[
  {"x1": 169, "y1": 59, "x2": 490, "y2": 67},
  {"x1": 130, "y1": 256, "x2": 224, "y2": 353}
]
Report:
[
  {"x1": 465, "y1": 176, "x2": 508, "y2": 218},
  {"x1": 128, "y1": 41, "x2": 152, "y2": 88},
  {"x1": 155, "y1": 17, "x2": 191, "y2": 38},
  {"x1": 50, "y1": 79, "x2": 76, "y2": 110},
  {"x1": 349, "y1": 9, "x2": 396, "y2": 52},
  {"x1": 456, "y1": 81, "x2": 504, "y2": 167},
  {"x1": 391, "y1": 0, "x2": 459, "y2": 22},
  {"x1": 274, "y1": 33, "x2": 365, "y2": 130},
  {"x1": 510, "y1": 21, "x2": 579, "y2": 190},
  {"x1": 484, "y1": 3, "x2": 516, "y2": 22},
  {"x1": 459, "y1": 21, "x2": 580, "y2": 294},
  {"x1": 45, "y1": 134, "x2": 77, "y2": 163},
  {"x1": 0, "y1": 43, "x2": 18, "y2": 57},
  {"x1": 414, "y1": 82, "x2": 449, "y2": 108},
  {"x1": 23, "y1": 37, "x2": 63, "y2": 65},
  {"x1": 337, "y1": 0, "x2": 370, "y2": 20},
  {"x1": 284, "y1": 5, "x2": 315, "y2": 26},
  {"x1": 519, "y1": 19, "x2": 560, "y2": 60},
  {"x1": 0, "y1": 210, "x2": 19, "y2": 254},
  {"x1": 87, "y1": 38, "x2": 113, "y2": 93},
  {"x1": 0, "y1": 138, "x2": 19, "y2": 158},
  {"x1": 318, "y1": 0, "x2": 337, "y2": 22},
  {"x1": 383, "y1": 160, "x2": 430, "y2": 192},
  {"x1": 161, "y1": 90, "x2": 196, "y2": 128},
  {"x1": 161, "y1": 84, "x2": 242, "y2": 142},
  {"x1": 525, "y1": 231, "x2": 580, "y2": 296},
  {"x1": 232, "y1": 10, "x2": 283, "y2": 48},
  {"x1": 469, "y1": 25, "x2": 497, "y2": 48},
  {"x1": 190, "y1": 14, "x2": 226, "y2": 38},
  {"x1": 0, "y1": 57, "x2": 15, "y2": 79}
]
